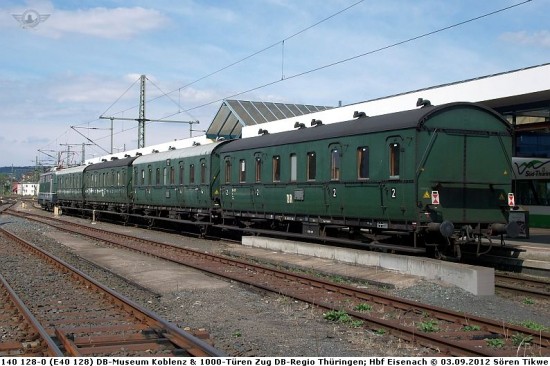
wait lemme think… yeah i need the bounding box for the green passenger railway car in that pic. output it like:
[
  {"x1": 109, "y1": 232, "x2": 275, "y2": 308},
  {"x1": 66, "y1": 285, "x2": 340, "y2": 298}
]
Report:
[
  {"x1": 83, "y1": 156, "x2": 137, "y2": 211},
  {"x1": 217, "y1": 101, "x2": 518, "y2": 257},
  {"x1": 56, "y1": 165, "x2": 86, "y2": 208},
  {"x1": 131, "y1": 142, "x2": 225, "y2": 222},
  {"x1": 37, "y1": 101, "x2": 518, "y2": 258}
]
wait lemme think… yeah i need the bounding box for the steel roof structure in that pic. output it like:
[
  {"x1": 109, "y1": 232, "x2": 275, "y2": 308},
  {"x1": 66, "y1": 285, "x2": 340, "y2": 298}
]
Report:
[{"x1": 206, "y1": 99, "x2": 332, "y2": 140}]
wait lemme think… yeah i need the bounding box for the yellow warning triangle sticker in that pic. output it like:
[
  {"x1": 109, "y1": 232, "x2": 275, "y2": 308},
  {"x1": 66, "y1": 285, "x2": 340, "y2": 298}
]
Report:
[
  {"x1": 214, "y1": 189, "x2": 219, "y2": 195},
  {"x1": 503, "y1": 170, "x2": 508, "y2": 175},
  {"x1": 423, "y1": 191, "x2": 431, "y2": 199},
  {"x1": 499, "y1": 193, "x2": 505, "y2": 200}
]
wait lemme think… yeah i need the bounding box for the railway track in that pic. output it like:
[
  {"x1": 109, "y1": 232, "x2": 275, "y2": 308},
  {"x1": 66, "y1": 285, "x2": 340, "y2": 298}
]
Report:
[
  {"x1": 0, "y1": 226, "x2": 225, "y2": 357},
  {"x1": 0, "y1": 273, "x2": 63, "y2": 356},
  {"x1": 496, "y1": 272, "x2": 550, "y2": 298},
  {"x1": 6, "y1": 209, "x2": 549, "y2": 357}
]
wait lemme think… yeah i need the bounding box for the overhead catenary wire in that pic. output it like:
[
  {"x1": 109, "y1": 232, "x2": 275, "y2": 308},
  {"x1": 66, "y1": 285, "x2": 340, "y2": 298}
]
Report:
[
  {"x1": 159, "y1": 0, "x2": 533, "y2": 119},
  {"x1": 99, "y1": 76, "x2": 141, "y2": 118},
  {"x1": 44, "y1": 0, "x2": 532, "y2": 160},
  {"x1": 105, "y1": 0, "x2": 367, "y2": 118},
  {"x1": 53, "y1": 0, "x2": 368, "y2": 157}
]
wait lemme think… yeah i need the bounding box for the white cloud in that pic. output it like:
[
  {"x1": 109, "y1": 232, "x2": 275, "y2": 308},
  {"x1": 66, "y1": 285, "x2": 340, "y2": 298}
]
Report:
[
  {"x1": 49, "y1": 75, "x2": 137, "y2": 103},
  {"x1": 31, "y1": 7, "x2": 169, "y2": 39},
  {"x1": 500, "y1": 30, "x2": 550, "y2": 48}
]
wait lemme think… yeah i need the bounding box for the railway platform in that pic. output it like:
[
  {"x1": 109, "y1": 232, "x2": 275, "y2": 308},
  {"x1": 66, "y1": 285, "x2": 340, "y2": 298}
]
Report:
[
  {"x1": 233, "y1": 236, "x2": 495, "y2": 295},
  {"x1": 225, "y1": 229, "x2": 550, "y2": 297},
  {"x1": 506, "y1": 227, "x2": 550, "y2": 246}
]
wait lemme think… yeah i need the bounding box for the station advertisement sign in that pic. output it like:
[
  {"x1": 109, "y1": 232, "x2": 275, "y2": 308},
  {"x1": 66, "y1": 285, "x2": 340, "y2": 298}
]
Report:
[{"x1": 512, "y1": 157, "x2": 550, "y2": 179}]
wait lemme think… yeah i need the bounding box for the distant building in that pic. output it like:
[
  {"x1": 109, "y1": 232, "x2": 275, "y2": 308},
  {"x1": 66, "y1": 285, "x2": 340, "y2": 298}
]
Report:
[{"x1": 15, "y1": 182, "x2": 39, "y2": 196}]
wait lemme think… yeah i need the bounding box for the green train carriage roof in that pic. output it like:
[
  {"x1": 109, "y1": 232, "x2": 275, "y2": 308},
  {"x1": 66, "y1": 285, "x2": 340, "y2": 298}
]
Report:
[
  {"x1": 55, "y1": 165, "x2": 87, "y2": 176},
  {"x1": 132, "y1": 141, "x2": 226, "y2": 165},
  {"x1": 85, "y1": 156, "x2": 139, "y2": 171},
  {"x1": 216, "y1": 102, "x2": 512, "y2": 153}
]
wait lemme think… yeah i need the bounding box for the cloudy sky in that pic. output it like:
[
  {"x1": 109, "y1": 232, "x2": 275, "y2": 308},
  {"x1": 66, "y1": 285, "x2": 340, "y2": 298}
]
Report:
[{"x1": 1, "y1": 0, "x2": 549, "y2": 167}]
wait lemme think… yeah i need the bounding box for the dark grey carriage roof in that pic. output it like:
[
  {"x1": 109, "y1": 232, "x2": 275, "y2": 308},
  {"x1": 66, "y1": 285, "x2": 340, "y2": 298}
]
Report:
[
  {"x1": 85, "y1": 156, "x2": 138, "y2": 171},
  {"x1": 216, "y1": 102, "x2": 510, "y2": 153}
]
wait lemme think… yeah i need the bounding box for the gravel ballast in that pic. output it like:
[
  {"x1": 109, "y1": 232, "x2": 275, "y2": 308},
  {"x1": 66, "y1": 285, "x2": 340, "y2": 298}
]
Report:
[{"x1": 1, "y1": 212, "x2": 548, "y2": 357}]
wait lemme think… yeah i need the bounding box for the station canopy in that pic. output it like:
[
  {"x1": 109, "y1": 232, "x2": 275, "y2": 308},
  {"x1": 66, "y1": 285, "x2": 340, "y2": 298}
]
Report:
[{"x1": 206, "y1": 99, "x2": 333, "y2": 140}]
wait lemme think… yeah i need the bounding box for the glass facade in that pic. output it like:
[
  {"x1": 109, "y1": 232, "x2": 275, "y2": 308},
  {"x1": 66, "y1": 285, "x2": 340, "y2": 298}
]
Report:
[{"x1": 515, "y1": 133, "x2": 550, "y2": 158}]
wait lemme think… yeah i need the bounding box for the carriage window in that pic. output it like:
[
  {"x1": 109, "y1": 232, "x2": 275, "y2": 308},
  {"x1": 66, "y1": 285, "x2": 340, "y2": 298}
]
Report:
[
  {"x1": 331, "y1": 149, "x2": 340, "y2": 181},
  {"x1": 225, "y1": 160, "x2": 231, "y2": 184},
  {"x1": 148, "y1": 166, "x2": 152, "y2": 185},
  {"x1": 163, "y1": 167, "x2": 168, "y2": 185},
  {"x1": 307, "y1": 152, "x2": 316, "y2": 181},
  {"x1": 156, "y1": 168, "x2": 161, "y2": 185},
  {"x1": 179, "y1": 164, "x2": 184, "y2": 185},
  {"x1": 239, "y1": 159, "x2": 246, "y2": 183},
  {"x1": 117, "y1": 171, "x2": 121, "y2": 186},
  {"x1": 272, "y1": 156, "x2": 280, "y2": 182},
  {"x1": 389, "y1": 143, "x2": 400, "y2": 178},
  {"x1": 255, "y1": 158, "x2": 262, "y2": 182},
  {"x1": 134, "y1": 168, "x2": 138, "y2": 185},
  {"x1": 357, "y1": 147, "x2": 369, "y2": 179},
  {"x1": 190, "y1": 164, "x2": 195, "y2": 184},
  {"x1": 290, "y1": 154, "x2": 297, "y2": 182},
  {"x1": 141, "y1": 170, "x2": 145, "y2": 185},
  {"x1": 201, "y1": 162, "x2": 206, "y2": 184}
]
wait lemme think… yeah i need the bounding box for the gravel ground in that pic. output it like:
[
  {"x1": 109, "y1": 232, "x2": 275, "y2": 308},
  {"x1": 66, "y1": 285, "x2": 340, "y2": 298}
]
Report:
[{"x1": 1, "y1": 210, "x2": 549, "y2": 357}]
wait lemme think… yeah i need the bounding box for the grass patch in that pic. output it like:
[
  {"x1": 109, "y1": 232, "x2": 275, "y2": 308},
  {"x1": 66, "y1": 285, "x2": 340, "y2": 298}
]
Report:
[
  {"x1": 354, "y1": 303, "x2": 373, "y2": 312},
  {"x1": 485, "y1": 338, "x2": 505, "y2": 348},
  {"x1": 417, "y1": 319, "x2": 439, "y2": 333},
  {"x1": 324, "y1": 310, "x2": 364, "y2": 328},
  {"x1": 323, "y1": 310, "x2": 352, "y2": 323},
  {"x1": 520, "y1": 320, "x2": 548, "y2": 332},
  {"x1": 512, "y1": 333, "x2": 533, "y2": 347}
]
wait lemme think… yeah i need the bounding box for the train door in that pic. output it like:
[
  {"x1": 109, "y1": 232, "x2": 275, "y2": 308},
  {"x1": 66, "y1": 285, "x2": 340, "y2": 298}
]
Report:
[
  {"x1": 146, "y1": 165, "x2": 153, "y2": 203},
  {"x1": 198, "y1": 159, "x2": 209, "y2": 206},
  {"x1": 251, "y1": 154, "x2": 264, "y2": 212},
  {"x1": 176, "y1": 161, "x2": 186, "y2": 206},
  {"x1": 325, "y1": 144, "x2": 344, "y2": 217},
  {"x1": 379, "y1": 137, "x2": 406, "y2": 222}
]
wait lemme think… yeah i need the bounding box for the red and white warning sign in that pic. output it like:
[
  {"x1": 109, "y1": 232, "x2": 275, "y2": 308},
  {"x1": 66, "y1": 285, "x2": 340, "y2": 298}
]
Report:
[
  {"x1": 508, "y1": 193, "x2": 515, "y2": 207},
  {"x1": 431, "y1": 191, "x2": 440, "y2": 205}
]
